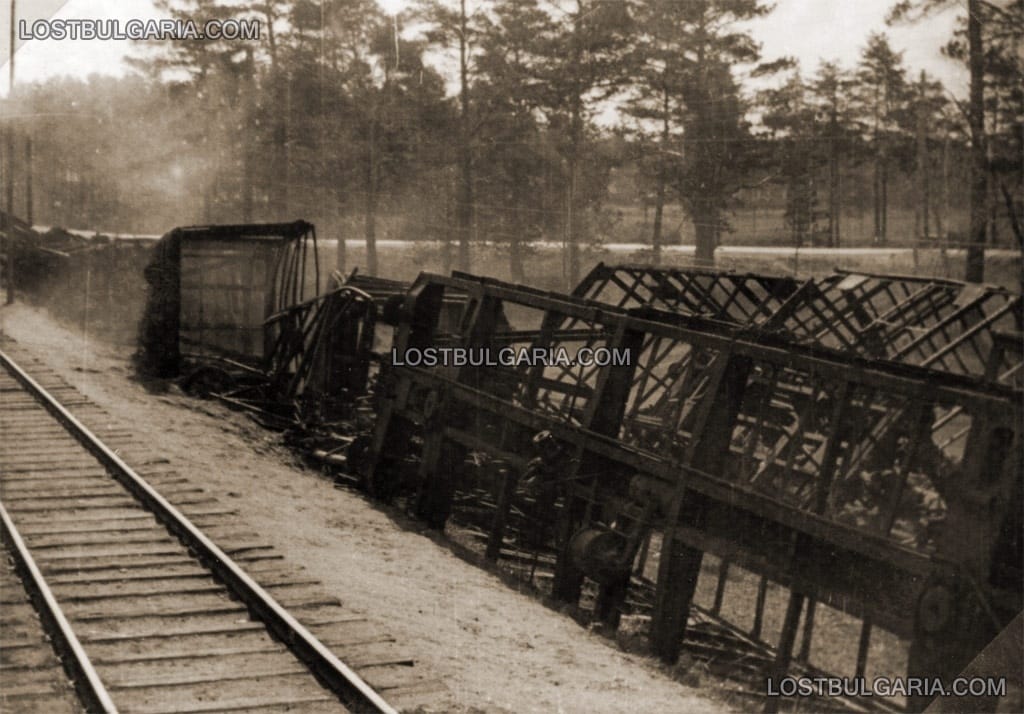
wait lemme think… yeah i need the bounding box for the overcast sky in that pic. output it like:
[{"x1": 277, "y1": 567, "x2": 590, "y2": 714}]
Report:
[{"x1": 0, "y1": 0, "x2": 967, "y2": 98}]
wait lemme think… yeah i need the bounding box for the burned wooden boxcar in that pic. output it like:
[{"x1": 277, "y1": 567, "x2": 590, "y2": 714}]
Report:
[
  {"x1": 137, "y1": 221, "x2": 320, "y2": 375},
  {"x1": 136, "y1": 221, "x2": 378, "y2": 424}
]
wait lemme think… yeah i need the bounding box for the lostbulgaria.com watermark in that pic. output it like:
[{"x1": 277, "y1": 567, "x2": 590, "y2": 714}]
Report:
[
  {"x1": 18, "y1": 18, "x2": 261, "y2": 42},
  {"x1": 767, "y1": 676, "x2": 1007, "y2": 700},
  {"x1": 391, "y1": 347, "x2": 632, "y2": 369}
]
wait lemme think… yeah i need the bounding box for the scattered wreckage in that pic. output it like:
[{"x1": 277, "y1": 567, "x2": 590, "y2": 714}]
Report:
[{"x1": 134, "y1": 223, "x2": 1022, "y2": 712}]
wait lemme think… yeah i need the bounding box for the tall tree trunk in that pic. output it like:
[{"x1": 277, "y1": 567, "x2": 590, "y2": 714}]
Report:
[
  {"x1": 508, "y1": 158, "x2": 525, "y2": 281},
  {"x1": 828, "y1": 100, "x2": 840, "y2": 247},
  {"x1": 278, "y1": 75, "x2": 291, "y2": 218},
  {"x1": 442, "y1": 186, "x2": 453, "y2": 273},
  {"x1": 317, "y1": 3, "x2": 336, "y2": 274},
  {"x1": 335, "y1": 187, "x2": 346, "y2": 274},
  {"x1": 873, "y1": 160, "x2": 880, "y2": 243},
  {"x1": 694, "y1": 197, "x2": 716, "y2": 265},
  {"x1": 567, "y1": 153, "x2": 580, "y2": 286},
  {"x1": 24, "y1": 135, "x2": 32, "y2": 225},
  {"x1": 4, "y1": 0, "x2": 14, "y2": 302},
  {"x1": 241, "y1": 116, "x2": 253, "y2": 223},
  {"x1": 5, "y1": 126, "x2": 13, "y2": 221},
  {"x1": 938, "y1": 133, "x2": 949, "y2": 240},
  {"x1": 651, "y1": 176, "x2": 665, "y2": 265},
  {"x1": 242, "y1": 146, "x2": 253, "y2": 223},
  {"x1": 262, "y1": 6, "x2": 286, "y2": 220},
  {"x1": 835, "y1": 166, "x2": 842, "y2": 247},
  {"x1": 456, "y1": 0, "x2": 472, "y2": 272},
  {"x1": 805, "y1": 145, "x2": 815, "y2": 246},
  {"x1": 880, "y1": 154, "x2": 888, "y2": 244},
  {"x1": 565, "y1": 0, "x2": 584, "y2": 288},
  {"x1": 965, "y1": 0, "x2": 986, "y2": 282},
  {"x1": 1001, "y1": 187, "x2": 1023, "y2": 294},
  {"x1": 916, "y1": 73, "x2": 930, "y2": 241},
  {"x1": 365, "y1": 107, "x2": 379, "y2": 276},
  {"x1": 872, "y1": 86, "x2": 881, "y2": 243},
  {"x1": 241, "y1": 51, "x2": 254, "y2": 224},
  {"x1": 510, "y1": 202, "x2": 525, "y2": 282},
  {"x1": 651, "y1": 86, "x2": 670, "y2": 265},
  {"x1": 986, "y1": 95, "x2": 999, "y2": 246},
  {"x1": 690, "y1": 23, "x2": 716, "y2": 266}
]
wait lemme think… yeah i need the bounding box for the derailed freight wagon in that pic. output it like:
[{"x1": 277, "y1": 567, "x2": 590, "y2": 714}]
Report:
[
  {"x1": 360, "y1": 267, "x2": 1022, "y2": 712},
  {"x1": 136, "y1": 221, "x2": 375, "y2": 421}
]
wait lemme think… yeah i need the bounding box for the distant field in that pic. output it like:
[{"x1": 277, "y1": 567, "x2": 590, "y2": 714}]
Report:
[
  {"x1": 26, "y1": 230, "x2": 1019, "y2": 344},
  {"x1": 48, "y1": 219, "x2": 1019, "y2": 294},
  {"x1": 604, "y1": 203, "x2": 975, "y2": 249},
  {"x1": 321, "y1": 239, "x2": 1022, "y2": 293}
]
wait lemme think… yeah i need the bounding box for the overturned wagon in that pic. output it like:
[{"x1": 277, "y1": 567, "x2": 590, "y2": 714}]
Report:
[
  {"x1": 136, "y1": 221, "x2": 375, "y2": 422},
  {"x1": 362, "y1": 267, "x2": 1022, "y2": 712}
]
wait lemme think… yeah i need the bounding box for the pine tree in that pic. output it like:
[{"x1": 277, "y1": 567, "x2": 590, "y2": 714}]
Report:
[
  {"x1": 417, "y1": 0, "x2": 493, "y2": 271},
  {"x1": 482, "y1": 0, "x2": 633, "y2": 286},
  {"x1": 810, "y1": 61, "x2": 856, "y2": 247},
  {"x1": 888, "y1": 0, "x2": 1019, "y2": 281},
  {"x1": 639, "y1": 0, "x2": 770, "y2": 265},
  {"x1": 907, "y1": 70, "x2": 949, "y2": 241},
  {"x1": 762, "y1": 68, "x2": 824, "y2": 247},
  {"x1": 135, "y1": 1, "x2": 262, "y2": 222},
  {"x1": 472, "y1": 2, "x2": 557, "y2": 280},
  {"x1": 855, "y1": 32, "x2": 909, "y2": 246}
]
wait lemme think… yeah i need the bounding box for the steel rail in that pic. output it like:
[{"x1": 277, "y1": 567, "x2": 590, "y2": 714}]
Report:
[
  {"x1": 0, "y1": 499, "x2": 119, "y2": 714},
  {"x1": 0, "y1": 348, "x2": 397, "y2": 714}
]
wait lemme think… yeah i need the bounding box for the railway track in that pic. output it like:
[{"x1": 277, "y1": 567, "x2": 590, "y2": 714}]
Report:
[
  {"x1": 0, "y1": 343, "x2": 444, "y2": 713},
  {"x1": 1, "y1": 544, "x2": 82, "y2": 713}
]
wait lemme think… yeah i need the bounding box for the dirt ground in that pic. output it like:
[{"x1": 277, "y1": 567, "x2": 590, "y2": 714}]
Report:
[{"x1": 0, "y1": 301, "x2": 731, "y2": 714}]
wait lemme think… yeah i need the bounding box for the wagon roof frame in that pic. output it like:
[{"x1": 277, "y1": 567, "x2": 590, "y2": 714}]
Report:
[
  {"x1": 412, "y1": 271, "x2": 1023, "y2": 407},
  {"x1": 171, "y1": 220, "x2": 314, "y2": 242}
]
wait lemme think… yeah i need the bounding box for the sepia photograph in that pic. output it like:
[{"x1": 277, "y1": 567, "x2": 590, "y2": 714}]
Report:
[{"x1": 0, "y1": 1, "x2": 1021, "y2": 712}]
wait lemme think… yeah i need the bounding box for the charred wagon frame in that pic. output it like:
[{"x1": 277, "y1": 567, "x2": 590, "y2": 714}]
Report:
[
  {"x1": 136, "y1": 221, "x2": 377, "y2": 423},
  {"x1": 132, "y1": 222, "x2": 1021, "y2": 711},
  {"x1": 362, "y1": 267, "x2": 1021, "y2": 712}
]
